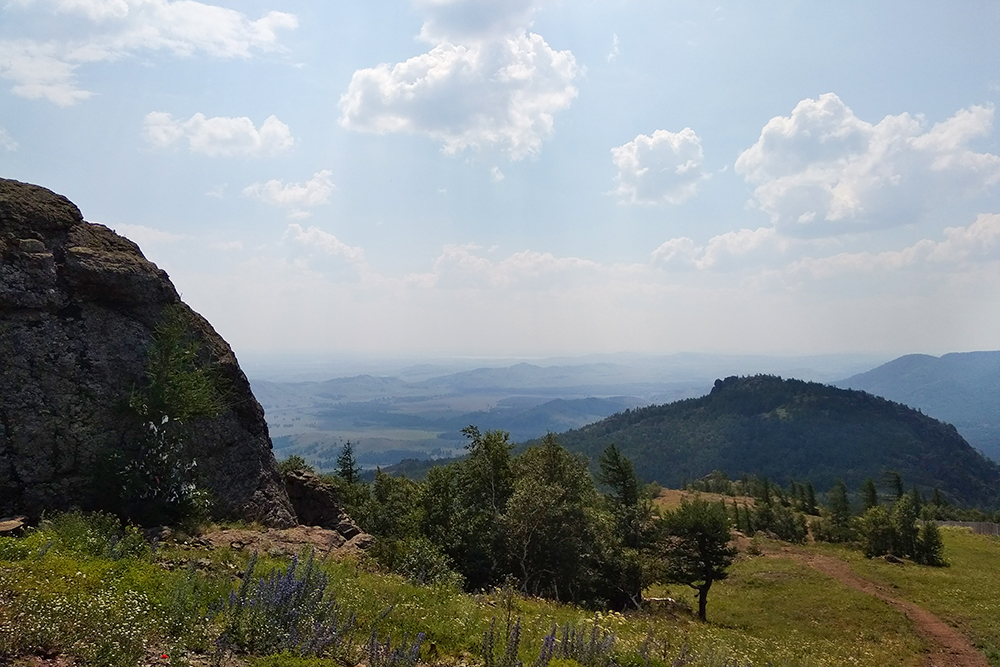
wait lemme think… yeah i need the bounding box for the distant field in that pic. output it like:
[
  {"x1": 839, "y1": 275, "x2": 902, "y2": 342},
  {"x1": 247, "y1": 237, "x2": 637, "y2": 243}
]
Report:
[{"x1": 654, "y1": 488, "x2": 757, "y2": 511}]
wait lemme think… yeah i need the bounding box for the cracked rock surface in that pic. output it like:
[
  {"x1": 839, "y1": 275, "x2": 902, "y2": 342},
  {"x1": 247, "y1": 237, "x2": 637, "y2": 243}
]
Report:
[{"x1": 0, "y1": 178, "x2": 295, "y2": 527}]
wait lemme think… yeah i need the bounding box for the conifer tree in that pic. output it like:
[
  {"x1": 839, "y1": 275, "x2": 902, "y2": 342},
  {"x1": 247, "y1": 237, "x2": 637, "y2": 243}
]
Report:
[
  {"x1": 659, "y1": 498, "x2": 737, "y2": 621},
  {"x1": 884, "y1": 471, "x2": 905, "y2": 503},
  {"x1": 861, "y1": 478, "x2": 879, "y2": 511},
  {"x1": 336, "y1": 440, "x2": 361, "y2": 485},
  {"x1": 915, "y1": 521, "x2": 946, "y2": 566},
  {"x1": 805, "y1": 482, "x2": 818, "y2": 515}
]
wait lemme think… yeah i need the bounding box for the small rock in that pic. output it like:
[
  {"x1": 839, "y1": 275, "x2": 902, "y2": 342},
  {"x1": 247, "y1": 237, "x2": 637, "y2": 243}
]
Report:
[{"x1": 0, "y1": 515, "x2": 27, "y2": 535}]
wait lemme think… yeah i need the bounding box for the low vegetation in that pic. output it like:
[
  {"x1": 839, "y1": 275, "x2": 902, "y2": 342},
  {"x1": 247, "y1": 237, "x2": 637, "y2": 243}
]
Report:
[
  {"x1": 1, "y1": 508, "x2": 954, "y2": 667},
  {"x1": 4, "y1": 416, "x2": 998, "y2": 666}
]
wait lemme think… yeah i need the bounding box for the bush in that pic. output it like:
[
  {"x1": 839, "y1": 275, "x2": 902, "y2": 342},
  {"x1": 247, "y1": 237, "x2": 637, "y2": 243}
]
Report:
[{"x1": 41, "y1": 511, "x2": 150, "y2": 560}]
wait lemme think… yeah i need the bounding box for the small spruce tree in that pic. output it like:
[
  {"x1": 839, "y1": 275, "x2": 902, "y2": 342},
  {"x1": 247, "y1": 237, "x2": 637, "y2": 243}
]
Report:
[
  {"x1": 914, "y1": 521, "x2": 947, "y2": 566},
  {"x1": 336, "y1": 440, "x2": 361, "y2": 486}
]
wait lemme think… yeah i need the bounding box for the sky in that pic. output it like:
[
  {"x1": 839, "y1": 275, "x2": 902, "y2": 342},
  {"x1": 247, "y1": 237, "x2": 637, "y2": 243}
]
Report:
[{"x1": 1, "y1": 0, "x2": 999, "y2": 359}]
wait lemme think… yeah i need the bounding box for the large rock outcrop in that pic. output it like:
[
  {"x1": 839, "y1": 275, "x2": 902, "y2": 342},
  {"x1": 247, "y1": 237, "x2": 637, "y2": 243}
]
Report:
[{"x1": 0, "y1": 178, "x2": 296, "y2": 526}]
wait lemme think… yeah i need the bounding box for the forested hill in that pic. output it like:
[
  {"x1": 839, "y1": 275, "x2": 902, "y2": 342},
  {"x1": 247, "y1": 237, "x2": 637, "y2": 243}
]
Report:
[{"x1": 545, "y1": 375, "x2": 1000, "y2": 508}]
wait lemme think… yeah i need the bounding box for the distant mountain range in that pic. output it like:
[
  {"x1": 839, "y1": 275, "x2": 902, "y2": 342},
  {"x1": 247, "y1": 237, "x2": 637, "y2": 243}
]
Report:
[
  {"x1": 541, "y1": 375, "x2": 1000, "y2": 508},
  {"x1": 836, "y1": 351, "x2": 1000, "y2": 461},
  {"x1": 251, "y1": 353, "x2": 886, "y2": 471}
]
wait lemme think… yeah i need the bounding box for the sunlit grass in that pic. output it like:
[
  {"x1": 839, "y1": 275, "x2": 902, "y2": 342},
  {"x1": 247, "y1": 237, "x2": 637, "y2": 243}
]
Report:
[
  {"x1": 7, "y1": 513, "x2": 991, "y2": 667},
  {"x1": 811, "y1": 528, "x2": 1000, "y2": 665}
]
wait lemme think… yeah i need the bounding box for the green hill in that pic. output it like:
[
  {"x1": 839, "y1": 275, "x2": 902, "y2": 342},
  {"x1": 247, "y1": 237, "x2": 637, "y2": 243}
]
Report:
[
  {"x1": 544, "y1": 375, "x2": 1000, "y2": 507},
  {"x1": 836, "y1": 351, "x2": 1000, "y2": 461}
]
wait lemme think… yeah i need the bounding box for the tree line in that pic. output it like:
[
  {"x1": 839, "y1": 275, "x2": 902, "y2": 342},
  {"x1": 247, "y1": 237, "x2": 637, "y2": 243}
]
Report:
[
  {"x1": 686, "y1": 470, "x2": 948, "y2": 565},
  {"x1": 287, "y1": 429, "x2": 735, "y2": 620}
]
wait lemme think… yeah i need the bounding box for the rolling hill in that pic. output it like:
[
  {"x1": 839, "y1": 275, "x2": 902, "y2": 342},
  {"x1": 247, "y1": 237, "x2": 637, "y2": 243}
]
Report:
[
  {"x1": 543, "y1": 375, "x2": 1000, "y2": 508},
  {"x1": 836, "y1": 351, "x2": 1000, "y2": 461}
]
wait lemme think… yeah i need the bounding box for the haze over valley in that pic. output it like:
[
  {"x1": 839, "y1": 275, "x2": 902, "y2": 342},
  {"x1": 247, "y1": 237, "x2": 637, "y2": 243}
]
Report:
[{"x1": 248, "y1": 351, "x2": 1000, "y2": 471}]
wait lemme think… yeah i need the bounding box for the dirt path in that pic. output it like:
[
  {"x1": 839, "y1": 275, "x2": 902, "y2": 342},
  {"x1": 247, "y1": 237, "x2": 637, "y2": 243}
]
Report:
[{"x1": 768, "y1": 547, "x2": 988, "y2": 667}]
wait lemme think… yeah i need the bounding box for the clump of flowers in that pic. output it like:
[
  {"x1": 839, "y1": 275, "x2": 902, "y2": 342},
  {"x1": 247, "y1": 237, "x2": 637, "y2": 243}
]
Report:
[{"x1": 219, "y1": 550, "x2": 355, "y2": 657}]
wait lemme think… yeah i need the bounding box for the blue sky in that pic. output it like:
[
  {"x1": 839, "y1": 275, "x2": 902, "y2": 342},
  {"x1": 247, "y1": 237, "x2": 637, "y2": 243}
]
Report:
[{"x1": 1, "y1": 0, "x2": 998, "y2": 358}]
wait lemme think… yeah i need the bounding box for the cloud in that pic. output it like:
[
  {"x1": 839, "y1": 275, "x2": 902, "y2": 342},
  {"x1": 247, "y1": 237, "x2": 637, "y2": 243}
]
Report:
[
  {"x1": 607, "y1": 33, "x2": 619, "y2": 63},
  {"x1": 243, "y1": 170, "x2": 335, "y2": 217},
  {"x1": 284, "y1": 223, "x2": 365, "y2": 264},
  {"x1": 491, "y1": 166, "x2": 505, "y2": 182},
  {"x1": 111, "y1": 223, "x2": 187, "y2": 245},
  {"x1": 339, "y1": 0, "x2": 578, "y2": 160},
  {"x1": 0, "y1": 127, "x2": 17, "y2": 151},
  {"x1": 611, "y1": 128, "x2": 709, "y2": 205},
  {"x1": 143, "y1": 112, "x2": 294, "y2": 156},
  {"x1": 736, "y1": 94, "x2": 1000, "y2": 231},
  {"x1": 413, "y1": 0, "x2": 541, "y2": 43},
  {"x1": 0, "y1": 0, "x2": 297, "y2": 105},
  {"x1": 788, "y1": 212, "x2": 1000, "y2": 279},
  {"x1": 652, "y1": 227, "x2": 785, "y2": 271}
]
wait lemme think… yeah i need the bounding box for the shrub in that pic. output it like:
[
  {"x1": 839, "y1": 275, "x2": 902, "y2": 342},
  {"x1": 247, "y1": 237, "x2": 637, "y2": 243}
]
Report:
[{"x1": 42, "y1": 511, "x2": 150, "y2": 560}]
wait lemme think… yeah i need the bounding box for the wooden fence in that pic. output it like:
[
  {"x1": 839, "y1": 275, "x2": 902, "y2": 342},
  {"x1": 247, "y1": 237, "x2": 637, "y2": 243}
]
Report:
[{"x1": 937, "y1": 521, "x2": 1000, "y2": 537}]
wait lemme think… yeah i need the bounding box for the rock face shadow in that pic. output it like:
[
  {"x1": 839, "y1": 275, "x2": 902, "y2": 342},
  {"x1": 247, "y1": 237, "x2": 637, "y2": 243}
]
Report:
[{"x1": 0, "y1": 178, "x2": 295, "y2": 527}]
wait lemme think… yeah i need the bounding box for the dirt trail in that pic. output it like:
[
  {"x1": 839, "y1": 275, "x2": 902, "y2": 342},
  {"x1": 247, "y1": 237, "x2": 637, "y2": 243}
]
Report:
[{"x1": 768, "y1": 547, "x2": 987, "y2": 667}]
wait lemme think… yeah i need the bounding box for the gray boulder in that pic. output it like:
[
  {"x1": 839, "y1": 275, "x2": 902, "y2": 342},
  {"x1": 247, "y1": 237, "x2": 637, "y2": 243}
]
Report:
[{"x1": 0, "y1": 178, "x2": 296, "y2": 527}]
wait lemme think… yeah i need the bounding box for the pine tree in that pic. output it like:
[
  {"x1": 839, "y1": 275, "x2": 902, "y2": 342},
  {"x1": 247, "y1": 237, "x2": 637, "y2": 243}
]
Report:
[
  {"x1": 884, "y1": 471, "x2": 905, "y2": 503},
  {"x1": 805, "y1": 482, "x2": 818, "y2": 516},
  {"x1": 861, "y1": 478, "x2": 879, "y2": 510},
  {"x1": 915, "y1": 521, "x2": 947, "y2": 566},
  {"x1": 336, "y1": 440, "x2": 361, "y2": 485}
]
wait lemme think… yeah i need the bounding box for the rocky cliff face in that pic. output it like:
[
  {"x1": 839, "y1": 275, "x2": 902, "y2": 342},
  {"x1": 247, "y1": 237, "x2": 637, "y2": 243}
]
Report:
[{"x1": 0, "y1": 178, "x2": 296, "y2": 526}]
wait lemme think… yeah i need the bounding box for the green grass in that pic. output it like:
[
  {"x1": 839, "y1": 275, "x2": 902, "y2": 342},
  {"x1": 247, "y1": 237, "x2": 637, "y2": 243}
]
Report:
[
  {"x1": 4, "y1": 512, "x2": 988, "y2": 667},
  {"x1": 811, "y1": 527, "x2": 1000, "y2": 665},
  {"x1": 647, "y1": 554, "x2": 923, "y2": 667}
]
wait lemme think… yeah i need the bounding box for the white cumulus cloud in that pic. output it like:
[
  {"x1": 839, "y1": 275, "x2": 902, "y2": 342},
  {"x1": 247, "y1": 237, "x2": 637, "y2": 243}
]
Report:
[
  {"x1": 736, "y1": 93, "x2": 1000, "y2": 231},
  {"x1": 143, "y1": 112, "x2": 294, "y2": 157},
  {"x1": 284, "y1": 223, "x2": 366, "y2": 264},
  {"x1": 611, "y1": 128, "x2": 709, "y2": 205},
  {"x1": 339, "y1": 1, "x2": 578, "y2": 161},
  {"x1": 244, "y1": 170, "x2": 335, "y2": 218},
  {"x1": 652, "y1": 227, "x2": 785, "y2": 271},
  {"x1": 0, "y1": 0, "x2": 297, "y2": 105}
]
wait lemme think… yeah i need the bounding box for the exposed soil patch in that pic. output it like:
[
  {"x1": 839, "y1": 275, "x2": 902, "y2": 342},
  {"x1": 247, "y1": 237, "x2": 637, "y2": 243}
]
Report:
[
  {"x1": 201, "y1": 525, "x2": 373, "y2": 559},
  {"x1": 765, "y1": 545, "x2": 988, "y2": 667}
]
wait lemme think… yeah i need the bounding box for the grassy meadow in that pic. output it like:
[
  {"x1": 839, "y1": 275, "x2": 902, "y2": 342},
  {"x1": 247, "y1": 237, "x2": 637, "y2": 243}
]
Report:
[
  {"x1": 811, "y1": 527, "x2": 1000, "y2": 664},
  {"x1": 9, "y1": 512, "x2": 997, "y2": 667}
]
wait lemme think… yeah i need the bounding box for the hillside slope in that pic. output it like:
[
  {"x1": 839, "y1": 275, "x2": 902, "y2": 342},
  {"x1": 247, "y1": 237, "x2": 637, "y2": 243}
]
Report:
[
  {"x1": 837, "y1": 351, "x2": 1000, "y2": 461},
  {"x1": 548, "y1": 375, "x2": 1000, "y2": 507}
]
